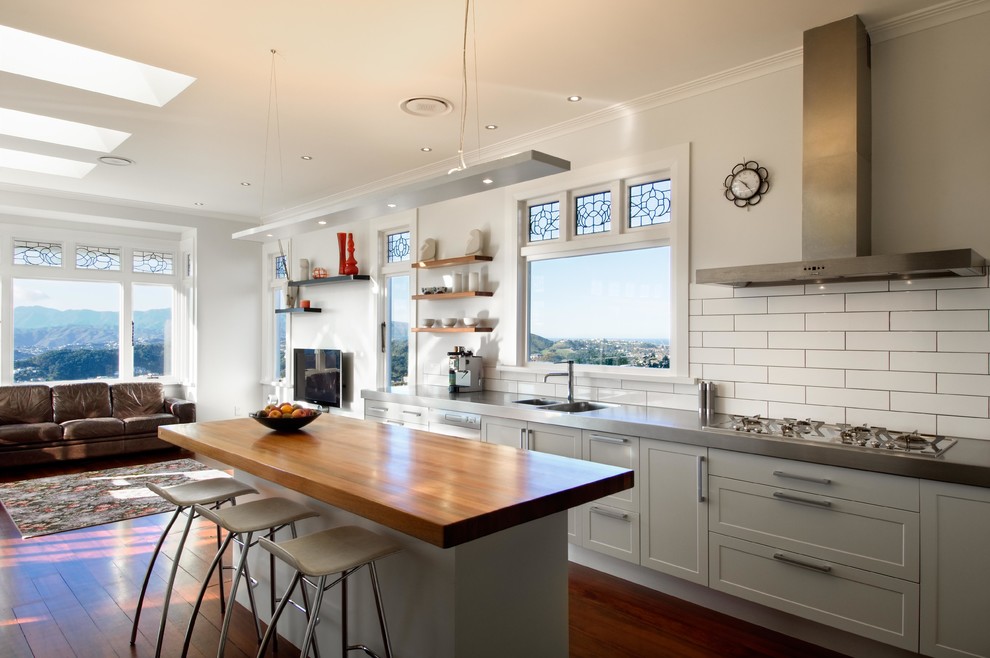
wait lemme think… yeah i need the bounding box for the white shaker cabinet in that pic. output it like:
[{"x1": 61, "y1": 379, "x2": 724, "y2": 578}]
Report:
[
  {"x1": 579, "y1": 430, "x2": 640, "y2": 563},
  {"x1": 920, "y1": 480, "x2": 990, "y2": 658},
  {"x1": 639, "y1": 439, "x2": 708, "y2": 585}
]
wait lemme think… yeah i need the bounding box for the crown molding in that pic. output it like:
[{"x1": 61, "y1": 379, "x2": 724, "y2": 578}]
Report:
[{"x1": 869, "y1": 0, "x2": 990, "y2": 43}]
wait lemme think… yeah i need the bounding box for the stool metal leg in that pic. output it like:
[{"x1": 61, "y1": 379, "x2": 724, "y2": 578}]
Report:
[
  {"x1": 154, "y1": 506, "x2": 199, "y2": 658},
  {"x1": 180, "y1": 530, "x2": 237, "y2": 657},
  {"x1": 300, "y1": 574, "x2": 328, "y2": 658},
  {"x1": 217, "y1": 530, "x2": 259, "y2": 658},
  {"x1": 367, "y1": 562, "x2": 394, "y2": 658},
  {"x1": 129, "y1": 505, "x2": 182, "y2": 645},
  {"x1": 256, "y1": 570, "x2": 302, "y2": 658}
]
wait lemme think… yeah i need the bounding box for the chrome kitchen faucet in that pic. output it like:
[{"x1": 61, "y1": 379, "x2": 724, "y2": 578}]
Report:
[{"x1": 544, "y1": 360, "x2": 575, "y2": 402}]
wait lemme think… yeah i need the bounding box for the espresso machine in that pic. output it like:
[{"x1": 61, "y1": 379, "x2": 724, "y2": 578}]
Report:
[{"x1": 447, "y1": 347, "x2": 483, "y2": 393}]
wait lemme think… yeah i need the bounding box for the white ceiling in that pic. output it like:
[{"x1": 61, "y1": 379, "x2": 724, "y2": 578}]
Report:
[{"x1": 0, "y1": 0, "x2": 950, "y2": 227}]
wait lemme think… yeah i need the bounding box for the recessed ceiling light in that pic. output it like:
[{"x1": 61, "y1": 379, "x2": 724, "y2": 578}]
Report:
[
  {"x1": 240, "y1": 181, "x2": 251, "y2": 186},
  {"x1": 0, "y1": 147, "x2": 96, "y2": 178},
  {"x1": 0, "y1": 108, "x2": 130, "y2": 152},
  {"x1": 317, "y1": 220, "x2": 327, "y2": 225},
  {"x1": 301, "y1": 155, "x2": 313, "y2": 160},
  {"x1": 193, "y1": 202, "x2": 205, "y2": 206},
  {"x1": 399, "y1": 96, "x2": 453, "y2": 117},
  {"x1": 485, "y1": 124, "x2": 498, "y2": 130},
  {"x1": 266, "y1": 233, "x2": 273, "y2": 237},
  {"x1": 386, "y1": 203, "x2": 397, "y2": 208},
  {"x1": 567, "y1": 95, "x2": 582, "y2": 102},
  {"x1": 0, "y1": 25, "x2": 195, "y2": 107},
  {"x1": 482, "y1": 178, "x2": 494, "y2": 185},
  {"x1": 98, "y1": 156, "x2": 133, "y2": 166},
  {"x1": 420, "y1": 147, "x2": 432, "y2": 152}
]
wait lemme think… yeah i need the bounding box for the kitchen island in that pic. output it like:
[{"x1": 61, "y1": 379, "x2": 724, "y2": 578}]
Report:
[{"x1": 159, "y1": 414, "x2": 633, "y2": 657}]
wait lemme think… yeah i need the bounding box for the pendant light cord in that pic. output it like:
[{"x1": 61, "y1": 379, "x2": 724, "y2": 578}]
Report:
[{"x1": 261, "y1": 48, "x2": 284, "y2": 217}]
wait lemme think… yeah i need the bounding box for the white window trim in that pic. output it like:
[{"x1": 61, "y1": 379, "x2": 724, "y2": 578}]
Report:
[
  {"x1": 374, "y1": 211, "x2": 417, "y2": 388},
  {"x1": 262, "y1": 242, "x2": 290, "y2": 386},
  {"x1": 503, "y1": 143, "x2": 691, "y2": 380}
]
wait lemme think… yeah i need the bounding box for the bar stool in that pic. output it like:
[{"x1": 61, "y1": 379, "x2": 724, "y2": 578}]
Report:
[
  {"x1": 129, "y1": 476, "x2": 258, "y2": 657},
  {"x1": 256, "y1": 525, "x2": 402, "y2": 658},
  {"x1": 179, "y1": 497, "x2": 318, "y2": 658}
]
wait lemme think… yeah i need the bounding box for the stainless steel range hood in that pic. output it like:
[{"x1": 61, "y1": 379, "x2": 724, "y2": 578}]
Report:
[{"x1": 696, "y1": 16, "x2": 986, "y2": 287}]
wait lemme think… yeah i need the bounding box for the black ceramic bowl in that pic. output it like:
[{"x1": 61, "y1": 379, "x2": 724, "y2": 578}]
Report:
[{"x1": 249, "y1": 410, "x2": 321, "y2": 432}]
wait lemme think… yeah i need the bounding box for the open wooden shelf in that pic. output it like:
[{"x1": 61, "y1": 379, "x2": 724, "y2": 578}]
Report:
[
  {"x1": 276, "y1": 307, "x2": 322, "y2": 314},
  {"x1": 289, "y1": 274, "x2": 371, "y2": 286},
  {"x1": 412, "y1": 326, "x2": 494, "y2": 333},
  {"x1": 412, "y1": 255, "x2": 493, "y2": 269},
  {"x1": 412, "y1": 291, "x2": 494, "y2": 300}
]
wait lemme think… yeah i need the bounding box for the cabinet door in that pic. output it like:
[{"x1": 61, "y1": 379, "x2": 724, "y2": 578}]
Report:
[
  {"x1": 481, "y1": 416, "x2": 527, "y2": 448},
  {"x1": 921, "y1": 480, "x2": 990, "y2": 658},
  {"x1": 640, "y1": 439, "x2": 708, "y2": 585},
  {"x1": 528, "y1": 422, "x2": 581, "y2": 544},
  {"x1": 583, "y1": 430, "x2": 638, "y2": 511}
]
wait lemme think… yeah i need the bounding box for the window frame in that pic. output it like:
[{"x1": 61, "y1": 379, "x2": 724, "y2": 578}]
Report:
[
  {"x1": 508, "y1": 145, "x2": 690, "y2": 379},
  {"x1": 262, "y1": 243, "x2": 290, "y2": 387},
  {"x1": 377, "y1": 221, "x2": 415, "y2": 389}
]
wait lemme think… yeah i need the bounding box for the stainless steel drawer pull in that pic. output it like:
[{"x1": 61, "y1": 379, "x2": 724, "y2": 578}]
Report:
[
  {"x1": 369, "y1": 406, "x2": 388, "y2": 413},
  {"x1": 772, "y1": 470, "x2": 831, "y2": 485},
  {"x1": 697, "y1": 455, "x2": 706, "y2": 503},
  {"x1": 402, "y1": 410, "x2": 423, "y2": 417},
  {"x1": 589, "y1": 434, "x2": 628, "y2": 445},
  {"x1": 383, "y1": 420, "x2": 404, "y2": 426},
  {"x1": 772, "y1": 552, "x2": 832, "y2": 574},
  {"x1": 590, "y1": 506, "x2": 629, "y2": 521},
  {"x1": 772, "y1": 491, "x2": 832, "y2": 508}
]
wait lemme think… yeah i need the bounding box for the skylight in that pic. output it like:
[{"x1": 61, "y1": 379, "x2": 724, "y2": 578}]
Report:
[
  {"x1": 0, "y1": 108, "x2": 131, "y2": 152},
  {"x1": 0, "y1": 147, "x2": 96, "y2": 178},
  {"x1": 0, "y1": 25, "x2": 195, "y2": 106}
]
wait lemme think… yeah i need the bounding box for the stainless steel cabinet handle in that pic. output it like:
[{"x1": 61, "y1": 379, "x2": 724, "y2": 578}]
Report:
[
  {"x1": 772, "y1": 491, "x2": 832, "y2": 508},
  {"x1": 588, "y1": 434, "x2": 628, "y2": 445},
  {"x1": 526, "y1": 428, "x2": 533, "y2": 450},
  {"x1": 519, "y1": 428, "x2": 527, "y2": 450},
  {"x1": 383, "y1": 420, "x2": 404, "y2": 427},
  {"x1": 590, "y1": 506, "x2": 629, "y2": 521},
  {"x1": 772, "y1": 470, "x2": 831, "y2": 485},
  {"x1": 402, "y1": 410, "x2": 423, "y2": 417},
  {"x1": 697, "y1": 455, "x2": 706, "y2": 503},
  {"x1": 369, "y1": 406, "x2": 388, "y2": 413},
  {"x1": 772, "y1": 552, "x2": 832, "y2": 574}
]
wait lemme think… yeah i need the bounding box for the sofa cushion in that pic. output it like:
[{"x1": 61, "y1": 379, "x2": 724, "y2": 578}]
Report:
[
  {"x1": 0, "y1": 422, "x2": 62, "y2": 446},
  {"x1": 111, "y1": 382, "x2": 165, "y2": 419},
  {"x1": 61, "y1": 417, "x2": 124, "y2": 440},
  {"x1": 0, "y1": 385, "x2": 53, "y2": 424},
  {"x1": 52, "y1": 383, "x2": 112, "y2": 423},
  {"x1": 122, "y1": 414, "x2": 177, "y2": 435}
]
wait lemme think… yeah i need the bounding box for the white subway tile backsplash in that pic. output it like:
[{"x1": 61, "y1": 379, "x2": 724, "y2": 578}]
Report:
[
  {"x1": 645, "y1": 392, "x2": 696, "y2": 410},
  {"x1": 691, "y1": 347, "x2": 734, "y2": 364},
  {"x1": 807, "y1": 350, "x2": 888, "y2": 370},
  {"x1": 806, "y1": 312, "x2": 889, "y2": 331},
  {"x1": 597, "y1": 388, "x2": 648, "y2": 406},
  {"x1": 517, "y1": 381, "x2": 558, "y2": 396},
  {"x1": 937, "y1": 373, "x2": 990, "y2": 396},
  {"x1": 484, "y1": 378, "x2": 518, "y2": 393},
  {"x1": 689, "y1": 299, "x2": 703, "y2": 315},
  {"x1": 703, "y1": 364, "x2": 768, "y2": 383},
  {"x1": 674, "y1": 383, "x2": 700, "y2": 395},
  {"x1": 736, "y1": 349, "x2": 805, "y2": 367},
  {"x1": 846, "y1": 331, "x2": 937, "y2": 352},
  {"x1": 938, "y1": 288, "x2": 990, "y2": 310},
  {"x1": 891, "y1": 392, "x2": 988, "y2": 418},
  {"x1": 846, "y1": 370, "x2": 936, "y2": 393},
  {"x1": 716, "y1": 397, "x2": 768, "y2": 417},
  {"x1": 690, "y1": 314, "x2": 734, "y2": 331},
  {"x1": 937, "y1": 331, "x2": 990, "y2": 353},
  {"x1": 735, "y1": 382, "x2": 804, "y2": 404},
  {"x1": 690, "y1": 331, "x2": 703, "y2": 347},
  {"x1": 704, "y1": 332, "x2": 767, "y2": 348},
  {"x1": 734, "y1": 284, "x2": 802, "y2": 298},
  {"x1": 807, "y1": 281, "x2": 889, "y2": 294},
  {"x1": 890, "y1": 310, "x2": 989, "y2": 331},
  {"x1": 769, "y1": 331, "x2": 844, "y2": 350},
  {"x1": 768, "y1": 367, "x2": 845, "y2": 388},
  {"x1": 807, "y1": 386, "x2": 888, "y2": 410},
  {"x1": 768, "y1": 294, "x2": 845, "y2": 314},
  {"x1": 847, "y1": 409, "x2": 936, "y2": 434},
  {"x1": 937, "y1": 415, "x2": 990, "y2": 441},
  {"x1": 767, "y1": 402, "x2": 845, "y2": 425},
  {"x1": 735, "y1": 314, "x2": 805, "y2": 331},
  {"x1": 499, "y1": 370, "x2": 539, "y2": 383},
  {"x1": 845, "y1": 290, "x2": 936, "y2": 312},
  {"x1": 703, "y1": 297, "x2": 767, "y2": 315},
  {"x1": 625, "y1": 379, "x2": 674, "y2": 393},
  {"x1": 690, "y1": 283, "x2": 733, "y2": 300},
  {"x1": 690, "y1": 363, "x2": 704, "y2": 379},
  {"x1": 889, "y1": 352, "x2": 989, "y2": 375}
]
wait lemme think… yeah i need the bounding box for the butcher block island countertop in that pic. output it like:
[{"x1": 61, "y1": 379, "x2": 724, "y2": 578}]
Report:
[{"x1": 158, "y1": 414, "x2": 633, "y2": 548}]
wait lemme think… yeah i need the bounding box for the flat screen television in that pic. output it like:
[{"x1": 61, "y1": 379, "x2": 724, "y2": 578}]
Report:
[{"x1": 293, "y1": 348, "x2": 343, "y2": 408}]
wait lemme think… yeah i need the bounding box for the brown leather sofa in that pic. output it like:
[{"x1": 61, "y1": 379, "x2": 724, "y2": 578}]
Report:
[{"x1": 0, "y1": 382, "x2": 195, "y2": 467}]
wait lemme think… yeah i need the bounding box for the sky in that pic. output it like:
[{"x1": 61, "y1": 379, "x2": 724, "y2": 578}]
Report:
[{"x1": 13, "y1": 279, "x2": 173, "y2": 312}]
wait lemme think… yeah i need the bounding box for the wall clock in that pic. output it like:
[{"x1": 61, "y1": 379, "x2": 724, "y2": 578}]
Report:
[{"x1": 724, "y1": 160, "x2": 769, "y2": 207}]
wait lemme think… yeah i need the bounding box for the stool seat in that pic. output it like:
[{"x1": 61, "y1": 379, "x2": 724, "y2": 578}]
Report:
[
  {"x1": 197, "y1": 496, "x2": 315, "y2": 534},
  {"x1": 260, "y1": 526, "x2": 401, "y2": 577},
  {"x1": 147, "y1": 476, "x2": 257, "y2": 507}
]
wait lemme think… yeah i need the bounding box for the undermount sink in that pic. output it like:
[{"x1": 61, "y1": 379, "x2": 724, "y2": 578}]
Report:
[
  {"x1": 513, "y1": 398, "x2": 561, "y2": 406},
  {"x1": 543, "y1": 401, "x2": 610, "y2": 413}
]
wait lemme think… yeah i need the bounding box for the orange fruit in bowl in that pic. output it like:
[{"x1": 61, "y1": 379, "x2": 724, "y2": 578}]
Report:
[
  {"x1": 280, "y1": 403, "x2": 294, "y2": 414},
  {"x1": 268, "y1": 409, "x2": 282, "y2": 418}
]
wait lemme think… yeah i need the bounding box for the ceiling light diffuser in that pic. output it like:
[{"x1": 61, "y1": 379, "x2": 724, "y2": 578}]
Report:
[
  {"x1": 0, "y1": 107, "x2": 130, "y2": 152},
  {"x1": 0, "y1": 25, "x2": 195, "y2": 107},
  {"x1": 0, "y1": 147, "x2": 96, "y2": 178}
]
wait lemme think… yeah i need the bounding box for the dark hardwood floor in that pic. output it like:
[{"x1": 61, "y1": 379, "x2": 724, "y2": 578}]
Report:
[{"x1": 0, "y1": 452, "x2": 849, "y2": 658}]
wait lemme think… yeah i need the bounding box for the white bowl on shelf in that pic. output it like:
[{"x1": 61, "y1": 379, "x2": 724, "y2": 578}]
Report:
[
  {"x1": 421, "y1": 318, "x2": 436, "y2": 328},
  {"x1": 441, "y1": 318, "x2": 458, "y2": 327},
  {"x1": 462, "y1": 317, "x2": 480, "y2": 327}
]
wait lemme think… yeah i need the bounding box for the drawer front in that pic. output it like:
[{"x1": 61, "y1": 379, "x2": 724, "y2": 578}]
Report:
[
  {"x1": 581, "y1": 503, "x2": 640, "y2": 563},
  {"x1": 583, "y1": 430, "x2": 639, "y2": 511},
  {"x1": 709, "y1": 449, "x2": 920, "y2": 511},
  {"x1": 710, "y1": 534, "x2": 919, "y2": 652},
  {"x1": 365, "y1": 402, "x2": 428, "y2": 424},
  {"x1": 710, "y1": 475, "x2": 919, "y2": 580}
]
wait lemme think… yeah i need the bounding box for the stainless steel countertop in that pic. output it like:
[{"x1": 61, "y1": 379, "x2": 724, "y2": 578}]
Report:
[{"x1": 361, "y1": 386, "x2": 990, "y2": 489}]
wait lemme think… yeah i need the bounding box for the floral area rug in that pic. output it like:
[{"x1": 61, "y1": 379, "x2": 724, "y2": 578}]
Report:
[{"x1": 0, "y1": 458, "x2": 229, "y2": 539}]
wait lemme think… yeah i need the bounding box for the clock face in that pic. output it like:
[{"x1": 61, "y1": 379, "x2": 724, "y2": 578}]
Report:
[
  {"x1": 730, "y1": 169, "x2": 762, "y2": 199},
  {"x1": 724, "y1": 161, "x2": 769, "y2": 207}
]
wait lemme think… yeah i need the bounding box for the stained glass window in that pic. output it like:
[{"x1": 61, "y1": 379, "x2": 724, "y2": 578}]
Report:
[
  {"x1": 132, "y1": 250, "x2": 174, "y2": 275},
  {"x1": 274, "y1": 254, "x2": 287, "y2": 279},
  {"x1": 387, "y1": 231, "x2": 411, "y2": 263},
  {"x1": 76, "y1": 245, "x2": 121, "y2": 271},
  {"x1": 629, "y1": 179, "x2": 671, "y2": 228},
  {"x1": 14, "y1": 240, "x2": 62, "y2": 267},
  {"x1": 575, "y1": 191, "x2": 611, "y2": 235},
  {"x1": 529, "y1": 201, "x2": 560, "y2": 242}
]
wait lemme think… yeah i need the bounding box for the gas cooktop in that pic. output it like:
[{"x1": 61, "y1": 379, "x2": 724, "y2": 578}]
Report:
[{"x1": 704, "y1": 415, "x2": 956, "y2": 457}]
